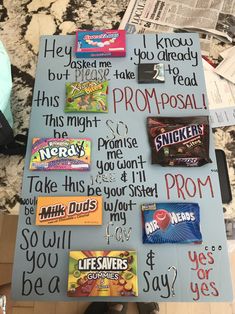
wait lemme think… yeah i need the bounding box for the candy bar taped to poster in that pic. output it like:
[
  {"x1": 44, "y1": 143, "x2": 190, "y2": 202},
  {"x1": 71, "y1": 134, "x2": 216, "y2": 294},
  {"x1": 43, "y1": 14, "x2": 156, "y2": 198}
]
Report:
[{"x1": 12, "y1": 33, "x2": 232, "y2": 302}]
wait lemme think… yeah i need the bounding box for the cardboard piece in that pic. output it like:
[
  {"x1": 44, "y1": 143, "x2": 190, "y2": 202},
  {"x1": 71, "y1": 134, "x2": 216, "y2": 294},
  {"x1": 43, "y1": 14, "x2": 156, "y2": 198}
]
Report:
[
  {"x1": 0, "y1": 214, "x2": 18, "y2": 285},
  {"x1": 12, "y1": 34, "x2": 233, "y2": 302}
]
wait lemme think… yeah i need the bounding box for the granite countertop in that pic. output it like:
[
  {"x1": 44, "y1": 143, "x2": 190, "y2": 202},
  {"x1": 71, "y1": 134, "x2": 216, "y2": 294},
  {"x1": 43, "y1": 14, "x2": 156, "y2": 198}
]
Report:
[{"x1": 0, "y1": 0, "x2": 129, "y2": 214}]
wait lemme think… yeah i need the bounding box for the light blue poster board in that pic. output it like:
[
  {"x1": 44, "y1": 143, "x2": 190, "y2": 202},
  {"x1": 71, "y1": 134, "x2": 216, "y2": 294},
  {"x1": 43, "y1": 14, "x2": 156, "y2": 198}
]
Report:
[{"x1": 12, "y1": 33, "x2": 233, "y2": 302}]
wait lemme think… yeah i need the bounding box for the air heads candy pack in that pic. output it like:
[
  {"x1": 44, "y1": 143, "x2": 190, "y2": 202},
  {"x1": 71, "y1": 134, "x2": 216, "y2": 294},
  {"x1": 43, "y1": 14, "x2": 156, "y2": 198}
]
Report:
[
  {"x1": 68, "y1": 251, "x2": 138, "y2": 297},
  {"x1": 36, "y1": 196, "x2": 102, "y2": 226},
  {"x1": 65, "y1": 81, "x2": 108, "y2": 113},
  {"x1": 147, "y1": 116, "x2": 212, "y2": 167},
  {"x1": 75, "y1": 30, "x2": 126, "y2": 58},
  {"x1": 142, "y1": 203, "x2": 202, "y2": 244},
  {"x1": 29, "y1": 138, "x2": 91, "y2": 171}
]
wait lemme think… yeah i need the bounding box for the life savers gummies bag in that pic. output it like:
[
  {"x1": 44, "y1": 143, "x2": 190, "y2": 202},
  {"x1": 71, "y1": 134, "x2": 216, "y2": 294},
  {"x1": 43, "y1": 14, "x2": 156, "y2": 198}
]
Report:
[{"x1": 68, "y1": 251, "x2": 138, "y2": 297}]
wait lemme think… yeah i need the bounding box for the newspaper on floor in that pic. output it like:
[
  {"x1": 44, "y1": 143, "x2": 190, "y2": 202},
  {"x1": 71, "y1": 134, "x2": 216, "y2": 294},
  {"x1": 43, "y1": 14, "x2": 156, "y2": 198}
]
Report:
[
  {"x1": 203, "y1": 58, "x2": 235, "y2": 128},
  {"x1": 119, "y1": 0, "x2": 213, "y2": 54},
  {"x1": 214, "y1": 46, "x2": 235, "y2": 84},
  {"x1": 140, "y1": 0, "x2": 235, "y2": 42},
  {"x1": 119, "y1": 0, "x2": 174, "y2": 33},
  {"x1": 119, "y1": 0, "x2": 235, "y2": 43}
]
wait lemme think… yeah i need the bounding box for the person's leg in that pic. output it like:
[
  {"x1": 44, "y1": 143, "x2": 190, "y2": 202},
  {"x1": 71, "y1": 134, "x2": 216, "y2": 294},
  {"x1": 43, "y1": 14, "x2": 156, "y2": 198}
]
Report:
[{"x1": 137, "y1": 302, "x2": 159, "y2": 314}]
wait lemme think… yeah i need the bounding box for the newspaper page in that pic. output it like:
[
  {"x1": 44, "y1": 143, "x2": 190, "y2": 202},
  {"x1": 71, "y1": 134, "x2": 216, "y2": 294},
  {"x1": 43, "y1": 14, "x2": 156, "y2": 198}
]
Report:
[
  {"x1": 140, "y1": 0, "x2": 235, "y2": 42},
  {"x1": 175, "y1": 30, "x2": 213, "y2": 55},
  {"x1": 203, "y1": 59, "x2": 235, "y2": 128},
  {"x1": 119, "y1": 0, "x2": 174, "y2": 33},
  {"x1": 119, "y1": 0, "x2": 225, "y2": 54},
  {"x1": 214, "y1": 46, "x2": 235, "y2": 84},
  {"x1": 203, "y1": 59, "x2": 235, "y2": 110}
]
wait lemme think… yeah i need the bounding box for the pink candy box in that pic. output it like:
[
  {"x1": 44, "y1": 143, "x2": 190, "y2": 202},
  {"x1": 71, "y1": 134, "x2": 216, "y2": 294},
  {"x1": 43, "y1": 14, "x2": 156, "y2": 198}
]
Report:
[{"x1": 75, "y1": 29, "x2": 126, "y2": 58}]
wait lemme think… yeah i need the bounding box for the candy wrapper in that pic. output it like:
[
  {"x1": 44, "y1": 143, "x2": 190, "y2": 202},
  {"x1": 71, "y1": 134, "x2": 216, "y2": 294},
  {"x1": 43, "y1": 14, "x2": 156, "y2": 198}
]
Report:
[
  {"x1": 142, "y1": 203, "x2": 202, "y2": 244},
  {"x1": 36, "y1": 196, "x2": 102, "y2": 226},
  {"x1": 138, "y1": 63, "x2": 165, "y2": 83},
  {"x1": 30, "y1": 138, "x2": 91, "y2": 171},
  {"x1": 75, "y1": 30, "x2": 126, "y2": 58},
  {"x1": 147, "y1": 116, "x2": 212, "y2": 167},
  {"x1": 68, "y1": 251, "x2": 138, "y2": 297},
  {"x1": 65, "y1": 81, "x2": 108, "y2": 113}
]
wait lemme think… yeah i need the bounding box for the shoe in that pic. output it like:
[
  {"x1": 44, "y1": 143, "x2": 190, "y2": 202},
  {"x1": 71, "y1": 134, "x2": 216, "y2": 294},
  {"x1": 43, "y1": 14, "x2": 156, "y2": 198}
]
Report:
[
  {"x1": 84, "y1": 302, "x2": 108, "y2": 314},
  {"x1": 137, "y1": 302, "x2": 159, "y2": 314},
  {"x1": 107, "y1": 303, "x2": 128, "y2": 314}
]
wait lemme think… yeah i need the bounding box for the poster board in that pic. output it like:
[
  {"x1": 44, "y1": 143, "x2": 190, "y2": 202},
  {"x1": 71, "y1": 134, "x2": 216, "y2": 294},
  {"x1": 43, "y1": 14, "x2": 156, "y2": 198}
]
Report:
[{"x1": 12, "y1": 33, "x2": 233, "y2": 302}]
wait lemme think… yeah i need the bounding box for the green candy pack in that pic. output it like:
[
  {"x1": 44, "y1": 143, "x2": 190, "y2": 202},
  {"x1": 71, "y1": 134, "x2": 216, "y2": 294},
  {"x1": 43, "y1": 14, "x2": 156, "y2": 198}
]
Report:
[{"x1": 65, "y1": 80, "x2": 108, "y2": 113}]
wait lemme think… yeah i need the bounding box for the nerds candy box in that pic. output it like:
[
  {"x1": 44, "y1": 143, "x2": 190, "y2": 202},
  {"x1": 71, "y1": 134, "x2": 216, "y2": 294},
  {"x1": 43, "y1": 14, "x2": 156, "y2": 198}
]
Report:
[
  {"x1": 142, "y1": 203, "x2": 202, "y2": 244},
  {"x1": 75, "y1": 30, "x2": 126, "y2": 58},
  {"x1": 30, "y1": 138, "x2": 91, "y2": 171}
]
